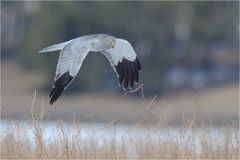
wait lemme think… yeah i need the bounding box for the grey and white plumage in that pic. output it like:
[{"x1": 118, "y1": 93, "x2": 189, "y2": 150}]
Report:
[{"x1": 39, "y1": 34, "x2": 141, "y2": 105}]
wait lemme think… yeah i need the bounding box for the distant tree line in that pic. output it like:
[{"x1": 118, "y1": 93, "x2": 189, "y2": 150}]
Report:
[{"x1": 2, "y1": 1, "x2": 239, "y2": 94}]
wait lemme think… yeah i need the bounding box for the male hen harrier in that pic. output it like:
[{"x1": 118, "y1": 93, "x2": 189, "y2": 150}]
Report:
[{"x1": 39, "y1": 34, "x2": 141, "y2": 105}]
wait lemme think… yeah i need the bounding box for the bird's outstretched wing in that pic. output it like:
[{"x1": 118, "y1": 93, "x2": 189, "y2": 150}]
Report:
[
  {"x1": 101, "y1": 38, "x2": 141, "y2": 90},
  {"x1": 48, "y1": 39, "x2": 91, "y2": 105}
]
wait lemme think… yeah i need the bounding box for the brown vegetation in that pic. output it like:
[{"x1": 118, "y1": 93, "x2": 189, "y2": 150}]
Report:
[
  {"x1": 1, "y1": 92, "x2": 239, "y2": 159},
  {"x1": 1, "y1": 117, "x2": 239, "y2": 159}
]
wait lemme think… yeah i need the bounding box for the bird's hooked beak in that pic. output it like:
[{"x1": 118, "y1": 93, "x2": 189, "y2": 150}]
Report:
[
  {"x1": 111, "y1": 40, "x2": 116, "y2": 48},
  {"x1": 106, "y1": 36, "x2": 116, "y2": 48},
  {"x1": 111, "y1": 43, "x2": 115, "y2": 48}
]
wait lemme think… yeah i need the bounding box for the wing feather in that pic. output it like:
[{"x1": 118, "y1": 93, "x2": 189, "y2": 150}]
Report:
[
  {"x1": 102, "y1": 38, "x2": 141, "y2": 90},
  {"x1": 49, "y1": 39, "x2": 91, "y2": 105},
  {"x1": 49, "y1": 71, "x2": 74, "y2": 105}
]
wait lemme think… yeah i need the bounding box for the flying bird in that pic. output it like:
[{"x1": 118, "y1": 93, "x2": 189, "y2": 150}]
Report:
[{"x1": 39, "y1": 34, "x2": 141, "y2": 105}]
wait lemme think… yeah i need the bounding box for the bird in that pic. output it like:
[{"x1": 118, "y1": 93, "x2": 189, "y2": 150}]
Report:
[{"x1": 39, "y1": 34, "x2": 141, "y2": 105}]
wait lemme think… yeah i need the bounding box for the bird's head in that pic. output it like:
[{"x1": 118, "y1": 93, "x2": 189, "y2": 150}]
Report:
[{"x1": 104, "y1": 36, "x2": 116, "y2": 49}]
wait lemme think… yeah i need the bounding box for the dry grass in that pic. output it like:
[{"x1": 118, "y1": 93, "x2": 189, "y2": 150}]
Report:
[
  {"x1": 1, "y1": 118, "x2": 239, "y2": 159},
  {"x1": 1, "y1": 92, "x2": 239, "y2": 159}
]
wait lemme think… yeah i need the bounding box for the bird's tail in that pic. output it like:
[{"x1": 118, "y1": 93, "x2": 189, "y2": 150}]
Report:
[{"x1": 38, "y1": 40, "x2": 72, "y2": 53}]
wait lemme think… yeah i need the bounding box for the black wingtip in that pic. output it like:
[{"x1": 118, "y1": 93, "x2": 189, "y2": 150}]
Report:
[
  {"x1": 49, "y1": 71, "x2": 73, "y2": 105},
  {"x1": 136, "y1": 57, "x2": 141, "y2": 70},
  {"x1": 114, "y1": 57, "x2": 141, "y2": 91}
]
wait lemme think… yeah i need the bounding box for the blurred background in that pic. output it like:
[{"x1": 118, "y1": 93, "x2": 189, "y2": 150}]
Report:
[{"x1": 1, "y1": 1, "x2": 239, "y2": 126}]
